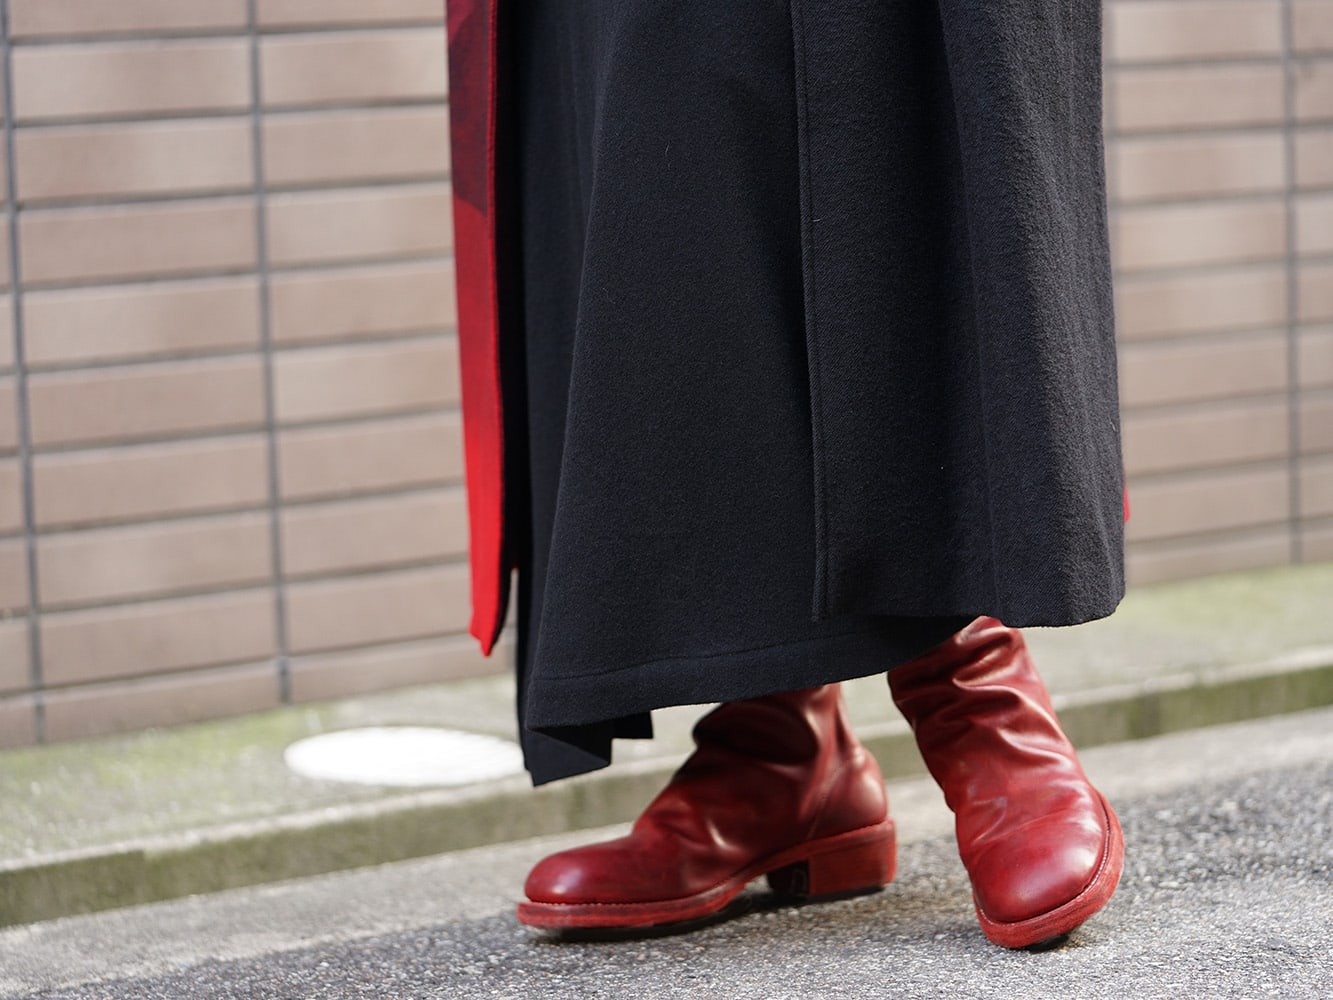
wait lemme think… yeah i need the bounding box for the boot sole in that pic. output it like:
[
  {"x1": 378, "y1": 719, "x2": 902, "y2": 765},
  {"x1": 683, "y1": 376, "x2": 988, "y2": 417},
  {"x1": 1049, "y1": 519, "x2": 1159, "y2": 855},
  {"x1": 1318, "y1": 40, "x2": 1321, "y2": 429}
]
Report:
[
  {"x1": 516, "y1": 818, "x2": 896, "y2": 930},
  {"x1": 973, "y1": 791, "x2": 1125, "y2": 949}
]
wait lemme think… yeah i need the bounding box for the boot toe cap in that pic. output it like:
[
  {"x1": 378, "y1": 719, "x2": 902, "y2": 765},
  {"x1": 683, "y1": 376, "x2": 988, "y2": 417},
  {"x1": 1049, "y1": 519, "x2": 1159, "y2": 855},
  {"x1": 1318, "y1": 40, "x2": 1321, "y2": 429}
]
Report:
[
  {"x1": 974, "y1": 841, "x2": 1105, "y2": 923},
  {"x1": 523, "y1": 838, "x2": 690, "y2": 905}
]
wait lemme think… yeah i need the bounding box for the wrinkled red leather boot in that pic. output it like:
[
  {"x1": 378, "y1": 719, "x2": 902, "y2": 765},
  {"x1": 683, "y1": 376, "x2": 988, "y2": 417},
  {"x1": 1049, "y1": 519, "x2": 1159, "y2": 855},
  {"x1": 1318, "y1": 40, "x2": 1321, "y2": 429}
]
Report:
[
  {"x1": 888, "y1": 618, "x2": 1124, "y2": 949},
  {"x1": 518, "y1": 685, "x2": 895, "y2": 930}
]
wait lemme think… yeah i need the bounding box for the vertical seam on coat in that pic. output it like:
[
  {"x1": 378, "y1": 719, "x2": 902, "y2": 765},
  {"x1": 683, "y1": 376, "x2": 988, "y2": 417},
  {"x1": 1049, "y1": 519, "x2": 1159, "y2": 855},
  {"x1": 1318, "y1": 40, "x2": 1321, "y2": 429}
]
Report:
[
  {"x1": 934, "y1": 4, "x2": 1001, "y2": 609},
  {"x1": 788, "y1": 0, "x2": 831, "y2": 621}
]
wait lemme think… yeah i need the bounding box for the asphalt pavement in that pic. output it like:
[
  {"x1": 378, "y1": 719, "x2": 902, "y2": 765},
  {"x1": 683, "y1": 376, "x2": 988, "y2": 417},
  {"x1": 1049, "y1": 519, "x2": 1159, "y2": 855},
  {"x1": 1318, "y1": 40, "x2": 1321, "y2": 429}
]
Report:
[
  {"x1": 3, "y1": 707, "x2": 1329, "y2": 1000},
  {"x1": 5, "y1": 563, "x2": 1333, "y2": 929}
]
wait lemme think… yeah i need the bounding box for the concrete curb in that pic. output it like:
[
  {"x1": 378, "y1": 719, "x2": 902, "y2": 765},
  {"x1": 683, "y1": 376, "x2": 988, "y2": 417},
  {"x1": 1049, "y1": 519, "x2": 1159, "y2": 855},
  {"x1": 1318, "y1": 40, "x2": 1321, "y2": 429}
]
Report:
[{"x1": 3, "y1": 652, "x2": 1331, "y2": 928}]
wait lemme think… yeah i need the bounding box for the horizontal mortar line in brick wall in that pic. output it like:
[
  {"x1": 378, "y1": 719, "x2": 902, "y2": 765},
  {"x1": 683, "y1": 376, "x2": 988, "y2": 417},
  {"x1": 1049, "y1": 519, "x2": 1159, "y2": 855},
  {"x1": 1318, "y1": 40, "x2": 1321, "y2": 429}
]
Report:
[
  {"x1": 1109, "y1": 55, "x2": 1290, "y2": 72},
  {"x1": 287, "y1": 630, "x2": 489, "y2": 669},
  {"x1": 266, "y1": 252, "x2": 458, "y2": 279},
  {"x1": 253, "y1": 96, "x2": 451, "y2": 116},
  {"x1": 271, "y1": 327, "x2": 456, "y2": 353},
  {"x1": 20, "y1": 424, "x2": 263, "y2": 457},
  {"x1": 1127, "y1": 456, "x2": 1295, "y2": 489},
  {"x1": 1288, "y1": 249, "x2": 1333, "y2": 267},
  {"x1": 1120, "y1": 390, "x2": 1295, "y2": 420},
  {"x1": 28, "y1": 505, "x2": 271, "y2": 537},
  {"x1": 19, "y1": 266, "x2": 269, "y2": 294},
  {"x1": 1118, "y1": 324, "x2": 1291, "y2": 348},
  {"x1": 22, "y1": 410, "x2": 449, "y2": 457},
  {"x1": 1128, "y1": 516, "x2": 1295, "y2": 548},
  {"x1": 14, "y1": 179, "x2": 448, "y2": 216},
  {"x1": 37, "y1": 581, "x2": 274, "y2": 615},
  {"x1": 261, "y1": 104, "x2": 453, "y2": 122},
  {"x1": 1127, "y1": 459, "x2": 1298, "y2": 486},
  {"x1": 282, "y1": 631, "x2": 474, "y2": 665},
  {"x1": 1114, "y1": 258, "x2": 1293, "y2": 281},
  {"x1": 1114, "y1": 190, "x2": 1290, "y2": 212},
  {"x1": 265, "y1": 252, "x2": 455, "y2": 278},
  {"x1": 23, "y1": 336, "x2": 457, "y2": 376},
  {"x1": 270, "y1": 252, "x2": 458, "y2": 276},
  {"x1": 23, "y1": 425, "x2": 265, "y2": 455},
  {"x1": 255, "y1": 23, "x2": 447, "y2": 37},
  {"x1": 33, "y1": 559, "x2": 468, "y2": 618},
  {"x1": 1120, "y1": 397, "x2": 1296, "y2": 424},
  {"x1": 1107, "y1": 119, "x2": 1306, "y2": 140},
  {"x1": 29, "y1": 657, "x2": 283, "y2": 699},
  {"x1": 23, "y1": 327, "x2": 456, "y2": 375},
  {"x1": 12, "y1": 98, "x2": 449, "y2": 130},
  {"x1": 281, "y1": 492, "x2": 467, "y2": 522},
  {"x1": 263, "y1": 173, "x2": 454, "y2": 196},
  {"x1": 280, "y1": 480, "x2": 466, "y2": 512},
  {"x1": 13, "y1": 114, "x2": 252, "y2": 133},
  {"x1": 35, "y1": 501, "x2": 273, "y2": 537},
  {"x1": 263, "y1": 178, "x2": 452, "y2": 200},
  {"x1": 10, "y1": 252, "x2": 454, "y2": 300},
  {"x1": 7, "y1": 174, "x2": 462, "y2": 210},
  {"x1": 1109, "y1": 124, "x2": 1298, "y2": 143},
  {"x1": 15, "y1": 255, "x2": 455, "y2": 295},
  {"x1": 38, "y1": 580, "x2": 277, "y2": 617},
  {"x1": 1109, "y1": 255, "x2": 1297, "y2": 283},
  {"x1": 1124, "y1": 521, "x2": 1295, "y2": 555},
  {"x1": 261, "y1": 177, "x2": 455, "y2": 202},
  {"x1": 35, "y1": 654, "x2": 288, "y2": 693},
  {"x1": 20, "y1": 346, "x2": 257, "y2": 376},
  {"x1": 14, "y1": 183, "x2": 456, "y2": 211},
  {"x1": 45, "y1": 471, "x2": 467, "y2": 517},
  {"x1": 21, "y1": 346, "x2": 410, "y2": 381},
  {"x1": 1112, "y1": 258, "x2": 1289, "y2": 281},
  {"x1": 8, "y1": 31, "x2": 257, "y2": 47},
  {"x1": 1110, "y1": 188, "x2": 1292, "y2": 209},
  {"x1": 281, "y1": 560, "x2": 467, "y2": 586},
  {"x1": 10, "y1": 25, "x2": 447, "y2": 48},
  {"x1": 9, "y1": 23, "x2": 447, "y2": 46},
  {"x1": 274, "y1": 402, "x2": 462, "y2": 434},
  {"x1": 282, "y1": 477, "x2": 467, "y2": 506},
  {"x1": 1291, "y1": 116, "x2": 1333, "y2": 129},
  {"x1": 15, "y1": 187, "x2": 263, "y2": 211},
  {"x1": 283, "y1": 554, "x2": 470, "y2": 586},
  {"x1": 22, "y1": 406, "x2": 463, "y2": 459},
  {"x1": 288, "y1": 626, "x2": 496, "y2": 658},
  {"x1": 267, "y1": 324, "x2": 458, "y2": 349}
]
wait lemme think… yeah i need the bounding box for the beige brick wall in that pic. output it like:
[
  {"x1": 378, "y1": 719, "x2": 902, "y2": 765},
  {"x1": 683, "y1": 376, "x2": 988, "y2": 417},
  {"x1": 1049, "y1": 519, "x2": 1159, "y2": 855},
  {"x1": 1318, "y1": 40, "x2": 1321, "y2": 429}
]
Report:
[
  {"x1": 0, "y1": 1, "x2": 1328, "y2": 747},
  {"x1": 0, "y1": 0, "x2": 488, "y2": 748},
  {"x1": 1109, "y1": 0, "x2": 1332, "y2": 581}
]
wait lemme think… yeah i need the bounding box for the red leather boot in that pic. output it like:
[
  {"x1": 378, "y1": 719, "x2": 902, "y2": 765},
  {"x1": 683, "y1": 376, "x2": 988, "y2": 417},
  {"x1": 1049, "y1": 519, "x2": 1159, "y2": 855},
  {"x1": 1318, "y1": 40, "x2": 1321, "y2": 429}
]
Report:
[
  {"x1": 518, "y1": 685, "x2": 896, "y2": 930},
  {"x1": 888, "y1": 618, "x2": 1124, "y2": 948}
]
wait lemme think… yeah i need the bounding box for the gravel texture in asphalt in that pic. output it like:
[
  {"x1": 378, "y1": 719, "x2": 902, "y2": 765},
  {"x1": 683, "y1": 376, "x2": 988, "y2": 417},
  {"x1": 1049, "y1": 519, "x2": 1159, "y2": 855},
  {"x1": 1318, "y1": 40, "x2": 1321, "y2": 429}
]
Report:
[{"x1": 4, "y1": 714, "x2": 1329, "y2": 1000}]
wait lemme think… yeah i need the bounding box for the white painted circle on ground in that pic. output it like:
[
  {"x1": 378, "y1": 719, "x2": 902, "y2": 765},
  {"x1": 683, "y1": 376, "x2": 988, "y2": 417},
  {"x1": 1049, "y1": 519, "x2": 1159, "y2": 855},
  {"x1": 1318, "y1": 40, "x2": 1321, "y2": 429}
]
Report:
[{"x1": 283, "y1": 727, "x2": 525, "y2": 787}]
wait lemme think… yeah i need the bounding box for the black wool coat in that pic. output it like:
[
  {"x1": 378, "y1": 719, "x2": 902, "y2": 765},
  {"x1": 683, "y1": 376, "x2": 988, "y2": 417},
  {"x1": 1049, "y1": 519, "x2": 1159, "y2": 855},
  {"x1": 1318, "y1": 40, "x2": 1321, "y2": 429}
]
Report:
[{"x1": 447, "y1": 0, "x2": 1125, "y2": 657}]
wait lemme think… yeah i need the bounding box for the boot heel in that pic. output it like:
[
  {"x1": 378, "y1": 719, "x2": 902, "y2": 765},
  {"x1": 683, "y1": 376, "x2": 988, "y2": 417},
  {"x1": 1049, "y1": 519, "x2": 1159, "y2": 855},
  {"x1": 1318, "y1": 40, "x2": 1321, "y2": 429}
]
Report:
[{"x1": 766, "y1": 823, "x2": 897, "y2": 898}]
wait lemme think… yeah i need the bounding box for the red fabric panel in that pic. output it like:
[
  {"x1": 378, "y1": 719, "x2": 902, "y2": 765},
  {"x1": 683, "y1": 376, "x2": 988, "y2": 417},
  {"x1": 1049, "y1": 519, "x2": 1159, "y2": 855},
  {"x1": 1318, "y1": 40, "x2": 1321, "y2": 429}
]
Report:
[{"x1": 447, "y1": 0, "x2": 506, "y2": 653}]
